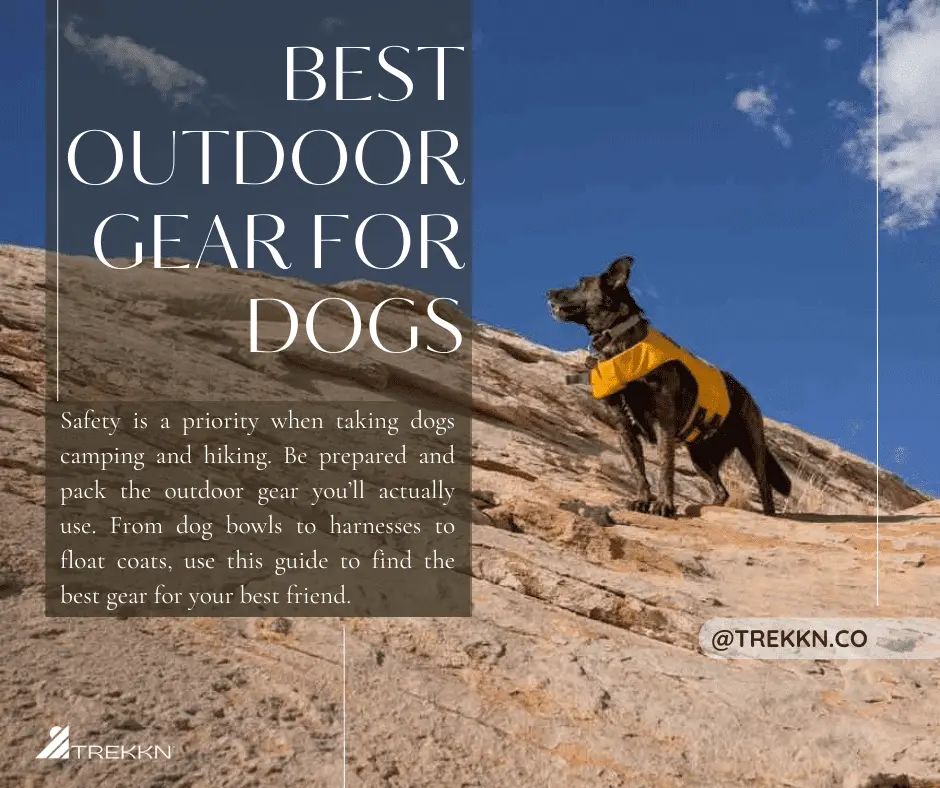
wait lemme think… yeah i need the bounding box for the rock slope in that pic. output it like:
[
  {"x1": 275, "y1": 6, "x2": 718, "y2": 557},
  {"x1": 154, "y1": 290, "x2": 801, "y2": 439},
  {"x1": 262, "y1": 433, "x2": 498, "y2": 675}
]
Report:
[{"x1": 0, "y1": 245, "x2": 937, "y2": 788}]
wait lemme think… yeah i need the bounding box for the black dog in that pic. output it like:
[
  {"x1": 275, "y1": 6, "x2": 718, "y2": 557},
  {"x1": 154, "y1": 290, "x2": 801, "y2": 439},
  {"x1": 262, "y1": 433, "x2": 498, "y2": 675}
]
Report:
[{"x1": 547, "y1": 255, "x2": 791, "y2": 518}]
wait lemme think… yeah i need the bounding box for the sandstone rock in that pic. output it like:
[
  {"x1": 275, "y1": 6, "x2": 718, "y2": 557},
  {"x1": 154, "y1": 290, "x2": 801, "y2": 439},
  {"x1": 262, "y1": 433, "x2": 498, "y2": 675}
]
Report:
[{"x1": 0, "y1": 246, "x2": 938, "y2": 787}]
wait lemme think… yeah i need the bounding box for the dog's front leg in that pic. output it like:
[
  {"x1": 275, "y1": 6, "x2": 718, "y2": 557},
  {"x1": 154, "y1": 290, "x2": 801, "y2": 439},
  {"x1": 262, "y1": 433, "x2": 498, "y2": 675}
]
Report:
[
  {"x1": 651, "y1": 400, "x2": 678, "y2": 519},
  {"x1": 620, "y1": 425, "x2": 654, "y2": 512},
  {"x1": 610, "y1": 405, "x2": 653, "y2": 512}
]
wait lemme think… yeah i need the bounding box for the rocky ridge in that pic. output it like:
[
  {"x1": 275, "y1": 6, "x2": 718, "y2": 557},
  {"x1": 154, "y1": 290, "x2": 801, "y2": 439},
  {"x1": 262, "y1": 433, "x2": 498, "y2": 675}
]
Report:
[{"x1": 0, "y1": 245, "x2": 937, "y2": 788}]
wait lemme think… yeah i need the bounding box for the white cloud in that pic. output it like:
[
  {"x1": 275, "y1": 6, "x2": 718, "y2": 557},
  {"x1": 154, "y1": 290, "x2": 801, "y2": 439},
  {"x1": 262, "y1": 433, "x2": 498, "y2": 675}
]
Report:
[
  {"x1": 733, "y1": 86, "x2": 793, "y2": 148},
  {"x1": 841, "y1": 0, "x2": 940, "y2": 229},
  {"x1": 63, "y1": 18, "x2": 211, "y2": 108},
  {"x1": 824, "y1": 37, "x2": 843, "y2": 50},
  {"x1": 772, "y1": 124, "x2": 794, "y2": 147},
  {"x1": 794, "y1": 0, "x2": 821, "y2": 13},
  {"x1": 830, "y1": 98, "x2": 862, "y2": 120},
  {"x1": 735, "y1": 87, "x2": 774, "y2": 121}
]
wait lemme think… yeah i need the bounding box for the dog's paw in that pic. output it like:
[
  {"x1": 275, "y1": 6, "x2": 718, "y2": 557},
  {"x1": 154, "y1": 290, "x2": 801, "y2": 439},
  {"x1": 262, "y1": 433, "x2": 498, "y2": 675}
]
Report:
[
  {"x1": 627, "y1": 497, "x2": 653, "y2": 513},
  {"x1": 584, "y1": 355, "x2": 600, "y2": 371},
  {"x1": 648, "y1": 500, "x2": 677, "y2": 518}
]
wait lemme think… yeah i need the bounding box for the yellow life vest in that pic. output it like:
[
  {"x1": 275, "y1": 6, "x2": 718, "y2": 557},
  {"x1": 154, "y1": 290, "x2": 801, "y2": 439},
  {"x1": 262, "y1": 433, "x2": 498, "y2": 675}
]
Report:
[{"x1": 589, "y1": 327, "x2": 732, "y2": 444}]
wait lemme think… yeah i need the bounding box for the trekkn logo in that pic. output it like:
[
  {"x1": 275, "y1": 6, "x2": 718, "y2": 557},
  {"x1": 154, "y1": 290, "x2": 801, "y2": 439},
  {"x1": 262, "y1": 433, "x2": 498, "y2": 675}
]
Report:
[
  {"x1": 36, "y1": 727, "x2": 70, "y2": 759},
  {"x1": 36, "y1": 726, "x2": 172, "y2": 761}
]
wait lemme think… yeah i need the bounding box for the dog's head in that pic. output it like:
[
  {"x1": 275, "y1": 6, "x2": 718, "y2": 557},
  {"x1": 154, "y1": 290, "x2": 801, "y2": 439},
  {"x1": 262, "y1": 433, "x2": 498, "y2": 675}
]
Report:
[{"x1": 546, "y1": 255, "x2": 640, "y2": 331}]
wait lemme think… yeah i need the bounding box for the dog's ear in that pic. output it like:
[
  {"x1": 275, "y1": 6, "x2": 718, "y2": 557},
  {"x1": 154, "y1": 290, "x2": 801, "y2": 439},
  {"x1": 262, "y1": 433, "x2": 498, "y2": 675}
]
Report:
[{"x1": 601, "y1": 255, "x2": 634, "y2": 291}]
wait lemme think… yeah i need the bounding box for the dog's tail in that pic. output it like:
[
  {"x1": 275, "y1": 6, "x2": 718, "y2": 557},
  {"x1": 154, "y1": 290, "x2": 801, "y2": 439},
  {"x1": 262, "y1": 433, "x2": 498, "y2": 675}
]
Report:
[{"x1": 766, "y1": 451, "x2": 791, "y2": 497}]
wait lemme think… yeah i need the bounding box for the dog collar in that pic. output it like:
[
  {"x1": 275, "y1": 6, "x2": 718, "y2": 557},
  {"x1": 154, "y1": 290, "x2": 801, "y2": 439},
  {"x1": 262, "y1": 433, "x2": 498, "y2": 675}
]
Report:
[
  {"x1": 564, "y1": 314, "x2": 648, "y2": 386},
  {"x1": 592, "y1": 313, "x2": 646, "y2": 354}
]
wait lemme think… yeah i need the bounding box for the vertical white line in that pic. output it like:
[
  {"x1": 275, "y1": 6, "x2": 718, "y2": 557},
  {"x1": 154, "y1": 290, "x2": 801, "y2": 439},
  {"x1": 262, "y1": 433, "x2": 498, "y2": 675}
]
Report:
[
  {"x1": 56, "y1": 0, "x2": 60, "y2": 403},
  {"x1": 342, "y1": 623, "x2": 347, "y2": 788},
  {"x1": 875, "y1": 0, "x2": 881, "y2": 607}
]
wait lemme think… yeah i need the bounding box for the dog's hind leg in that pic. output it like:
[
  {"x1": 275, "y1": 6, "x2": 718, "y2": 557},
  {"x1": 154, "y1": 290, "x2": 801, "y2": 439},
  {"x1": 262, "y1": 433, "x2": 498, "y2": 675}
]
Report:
[
  {"x1": 735, "y1": 402, "x2": 776, "y2": 516},
  {"x1": 765, "y1": 451, "x2": 792, "y2": 498},
  {"x1": 687, "y1": 441, "x2": 730, "y2": 506}
]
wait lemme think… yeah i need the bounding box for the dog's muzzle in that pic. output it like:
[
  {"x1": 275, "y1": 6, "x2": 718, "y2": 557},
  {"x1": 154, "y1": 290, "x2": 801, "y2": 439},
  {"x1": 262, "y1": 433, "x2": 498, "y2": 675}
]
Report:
[
  {"x1": 548, "y1": 301, "x2": 578, "y2": 322},
  {"x1": 546, "y1": 290, "x2": 573, "y2": 318}
]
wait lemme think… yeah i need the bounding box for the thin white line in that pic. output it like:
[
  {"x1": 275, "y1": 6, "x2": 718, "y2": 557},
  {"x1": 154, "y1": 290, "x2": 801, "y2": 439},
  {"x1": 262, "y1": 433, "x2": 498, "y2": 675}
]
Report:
[
  {"x1": 875, "y1": 0, "x2": 880, "y2": 607},
  {"x1": 56, "y1": 0, "x2": 60, "y2": 403},
  {"x1": 342, "y1": 623, "x2": 347, "y2": 788}
]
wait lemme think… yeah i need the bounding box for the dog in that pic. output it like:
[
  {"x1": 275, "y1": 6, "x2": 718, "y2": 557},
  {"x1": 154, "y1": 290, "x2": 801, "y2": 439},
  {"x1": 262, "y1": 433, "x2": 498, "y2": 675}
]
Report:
[{"x1": 546, "y1": 255, "x2": 791, "y2": 518}]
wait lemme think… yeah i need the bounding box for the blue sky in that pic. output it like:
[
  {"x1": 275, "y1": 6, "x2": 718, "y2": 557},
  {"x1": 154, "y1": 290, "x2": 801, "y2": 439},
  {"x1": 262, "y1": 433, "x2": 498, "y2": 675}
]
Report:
[{"x1": 1, "y1": 0, "x2": 938, "y2": 494}]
